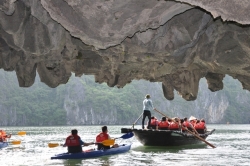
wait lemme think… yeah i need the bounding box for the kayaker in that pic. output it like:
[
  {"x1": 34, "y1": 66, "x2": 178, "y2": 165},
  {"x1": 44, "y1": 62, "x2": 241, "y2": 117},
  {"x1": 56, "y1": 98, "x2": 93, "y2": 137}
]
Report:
[
  {"x1": 0, "y1": 130, "x2": 11, "y2": 142},
  {"x1": 96, "y1": 126, "x2": 118, "y2": 150},
  {"x1": 142, "y1": 94, "x2": 156, "y2": 129},
  {"x1": 63, "y1": 129, "x2": 94, "y2": 153}
]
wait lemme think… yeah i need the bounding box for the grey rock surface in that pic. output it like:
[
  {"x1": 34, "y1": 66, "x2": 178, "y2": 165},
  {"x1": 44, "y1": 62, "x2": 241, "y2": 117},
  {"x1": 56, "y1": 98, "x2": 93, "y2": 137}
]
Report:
[{"x1": 1, "y1": 0, "x2": 250, "y2": 100}]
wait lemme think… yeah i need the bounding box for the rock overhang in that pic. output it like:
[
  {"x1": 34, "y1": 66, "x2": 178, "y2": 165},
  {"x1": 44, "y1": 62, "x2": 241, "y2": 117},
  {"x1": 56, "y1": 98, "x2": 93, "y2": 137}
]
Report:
[{"x1": 0, "y1": 0, "x2": 250, "y2": 101}]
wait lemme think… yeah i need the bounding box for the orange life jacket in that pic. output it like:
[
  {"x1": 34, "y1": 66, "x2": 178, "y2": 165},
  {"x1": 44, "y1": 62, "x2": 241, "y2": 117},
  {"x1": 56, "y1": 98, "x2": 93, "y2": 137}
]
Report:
[
  {"x1": 190, "y1": 120, "x2": 196, "y2": 127},
  {"x1": 195, "y1": 122, "x2": 205, "y2": 129},
  {"x1": 158, "y1": 121, "x2": 169, "y2": 128},
  {"x1": 65, "y1": 134, "x2": 81, "y2": 147},
  {"x1": 150, "y1": 119, "x2": 158, "y2": 126},
  {"x1": 169, "y1": 122, "x2": 179, "y2": 130},
  {"x1": 96, "y1": 132, "x2": 109, "y2": 143},
  {"x1": 182, "y1": 121, "x2": 193, "y2": 131}
]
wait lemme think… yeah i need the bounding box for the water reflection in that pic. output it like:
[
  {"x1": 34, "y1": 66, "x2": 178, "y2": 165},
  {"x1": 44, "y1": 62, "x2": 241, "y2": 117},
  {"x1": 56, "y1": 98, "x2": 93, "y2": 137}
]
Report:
[
  {"x1": 133, "y1": 144, "x2": 207, "y2": 153},
  {"x1": 62, "y1": 157, "x2": 113, "y2": 166},
  {"x1": 63, "y1": 159, "x2": 83, "y2": 166}
]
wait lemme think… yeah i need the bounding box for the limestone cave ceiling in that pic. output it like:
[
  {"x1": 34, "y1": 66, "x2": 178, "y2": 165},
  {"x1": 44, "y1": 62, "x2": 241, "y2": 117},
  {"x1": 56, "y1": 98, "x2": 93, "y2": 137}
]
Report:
[{"x1": 1, "y1": 0, "x2": 250, "y2": 101}]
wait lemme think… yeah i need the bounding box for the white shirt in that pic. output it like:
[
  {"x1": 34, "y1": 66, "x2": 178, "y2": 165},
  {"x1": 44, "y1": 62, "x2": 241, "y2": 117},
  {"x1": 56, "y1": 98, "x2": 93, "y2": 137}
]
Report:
[{"x1": 143, "y1": 98, "x2": 154, "y2": 111}]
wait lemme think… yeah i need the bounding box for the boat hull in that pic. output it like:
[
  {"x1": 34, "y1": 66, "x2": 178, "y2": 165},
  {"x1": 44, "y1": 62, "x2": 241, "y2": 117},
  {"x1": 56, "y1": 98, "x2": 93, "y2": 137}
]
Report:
[
  {"x1": 51, "y1": 144, "x2": 131, "y2": 159},
  {"x1": 0, "y1": 142, "x2": 8, "y2": 149},
  {"x1": 122, "y1": 128, "x2": 215, "y2": 146}
]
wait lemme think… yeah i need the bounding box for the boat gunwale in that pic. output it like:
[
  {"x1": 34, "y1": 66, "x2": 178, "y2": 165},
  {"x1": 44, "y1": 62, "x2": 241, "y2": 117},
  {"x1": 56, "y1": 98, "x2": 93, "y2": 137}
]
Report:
[{"x1": 51, "y1": 144, "x2": 131, "y2": 160}]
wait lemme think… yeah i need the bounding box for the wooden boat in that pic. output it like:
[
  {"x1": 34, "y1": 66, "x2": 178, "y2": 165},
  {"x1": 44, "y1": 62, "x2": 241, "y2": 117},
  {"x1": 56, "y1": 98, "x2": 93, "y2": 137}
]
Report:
[
  {"x1": 121, "y1": 128, "x2": 215, "y2": 146},
  {"x1": 51, "y1": 144, "x2": 131, "y2": 159},
  {"x1": 0, "y1": 142, "x2": 8, "y2": 149}
]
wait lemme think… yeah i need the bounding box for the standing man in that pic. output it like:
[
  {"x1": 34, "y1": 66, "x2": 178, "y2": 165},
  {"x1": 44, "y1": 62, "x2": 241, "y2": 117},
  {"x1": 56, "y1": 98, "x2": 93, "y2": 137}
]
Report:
[
  {"x1": 142, "y1": 94, "x2": 155, "y2": 129},
  {"x1": 63, "y1": 129, "x2": 94, "y2": 153}
]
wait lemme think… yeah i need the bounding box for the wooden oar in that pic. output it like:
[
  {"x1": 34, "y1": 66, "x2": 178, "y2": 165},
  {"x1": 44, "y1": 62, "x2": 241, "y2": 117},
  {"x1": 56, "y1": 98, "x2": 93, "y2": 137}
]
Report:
[
  {"x1": 183, "y1": 127, "x2": 216, "y2": 148},
  {"x1": 154, "y1": 108, "x2": 171, "y2": 119},
  {"x1": 131, "y1": 112, "x2": 143, "y2": 129},
  {"x1": 154, "y1": 108, "x2": 216, "y2": 148}
]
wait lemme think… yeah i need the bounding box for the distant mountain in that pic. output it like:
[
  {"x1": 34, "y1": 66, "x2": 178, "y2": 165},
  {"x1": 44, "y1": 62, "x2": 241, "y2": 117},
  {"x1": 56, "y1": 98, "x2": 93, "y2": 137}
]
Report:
[{"x1": 0, "y1": 69, "x2": 250, "y2": 126}]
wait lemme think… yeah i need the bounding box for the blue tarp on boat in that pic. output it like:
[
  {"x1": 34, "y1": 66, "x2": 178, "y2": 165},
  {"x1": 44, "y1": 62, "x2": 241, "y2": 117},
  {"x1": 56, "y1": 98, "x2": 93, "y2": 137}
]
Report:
[{"x1": 51, "y1": 144, "x2": 131, "y2": 159}]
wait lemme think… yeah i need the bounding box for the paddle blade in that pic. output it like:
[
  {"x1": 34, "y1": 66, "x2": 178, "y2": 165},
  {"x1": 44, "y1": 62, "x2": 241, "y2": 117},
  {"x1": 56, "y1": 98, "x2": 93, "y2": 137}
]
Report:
[
  {"x1": 120, "y1": 132, "x2": 134, "y2": 139},
  {"x1": 11, "y1": 140, "x2": 21, "y2": 145},
  {"x1": 102, "y1": 139, "x2": 115, "y2": 146},
  {"x1": 17, "y1": 131, "x2": 26, "y2": 136},
  {"x1": 48, "y1": 143, "x2": 60, "y2": 148}
]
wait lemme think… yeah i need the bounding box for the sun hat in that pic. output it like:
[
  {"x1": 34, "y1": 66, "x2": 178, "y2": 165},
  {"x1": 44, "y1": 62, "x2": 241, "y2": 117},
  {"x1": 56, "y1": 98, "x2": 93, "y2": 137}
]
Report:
[{"x1": 189, "y1": 116, "x2": 197, "y2": 121}]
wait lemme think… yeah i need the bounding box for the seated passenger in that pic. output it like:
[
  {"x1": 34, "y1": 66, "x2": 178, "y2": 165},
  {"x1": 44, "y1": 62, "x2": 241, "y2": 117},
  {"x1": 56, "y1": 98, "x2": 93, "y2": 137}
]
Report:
[
  {"x1": 147, "y1": 116, "x2": 159, "y2": 130},
  {"x1": 0, "y1": 130, "x2": 11, "y2": 142},
  {"x1": 201, "y1": 119, "x2": 207, "y2": 132},
  {"x1": 182, "y1": 117, "x2": 199, "y2": 134},
  {"x1": 63, "y1": 129, "x2": 94, "y2": 153},
  {"x1": 96, "y1": 126, "x2": 119, "y2": 150},
  {"x1": 195, "y1": 119, "x2": 207, "y2": 134},
  {"x1": 189, "y1": 116, "x2": 197, "y2": 127},
  {"x1": 169, "y1": 118, "x2": 180, "y2": 130},
  {"x1": 158, "y1": 117, "x2": 169, "y2": 130}
]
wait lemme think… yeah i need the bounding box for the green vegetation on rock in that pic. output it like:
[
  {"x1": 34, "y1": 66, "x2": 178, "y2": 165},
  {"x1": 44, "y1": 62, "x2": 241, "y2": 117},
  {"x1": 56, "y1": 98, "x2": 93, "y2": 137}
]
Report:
[{"x1": 1, "y1": 69, "x2": 250, "y2": 126}]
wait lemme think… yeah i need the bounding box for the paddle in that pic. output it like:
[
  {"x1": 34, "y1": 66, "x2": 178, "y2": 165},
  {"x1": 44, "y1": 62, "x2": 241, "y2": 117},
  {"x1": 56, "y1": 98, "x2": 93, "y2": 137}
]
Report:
[
  {"x1": 48, "y1": 143, "x2": 62, "y2": 148},
  {"x1": 17, "y1": 131, "x2": 26, "y2": 136},
  {"x1": 10, "y1": 140, "x2": 22, "y2": 145},
  {"x1": 154, "y1": 108, "x2": 216, "y2": 148},
  {"x1": 97, "y1": 139, "x2": 115, "y2": 146},
  {"x1": 114, "y1": 132, "x2": 134, "y2": 140},
  {"x1": 48, "y1": 139, "x2": 115, "y2": 148}
]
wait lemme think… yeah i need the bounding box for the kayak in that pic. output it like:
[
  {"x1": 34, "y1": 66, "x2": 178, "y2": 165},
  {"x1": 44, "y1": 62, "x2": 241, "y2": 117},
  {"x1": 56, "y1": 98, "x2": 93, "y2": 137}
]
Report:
[
  {"x1": 0, "y1": 142, "x2": 8, "y2": 149},
  {"x1": 51, "y1": 144, "x2": 131, "y2": 159}
]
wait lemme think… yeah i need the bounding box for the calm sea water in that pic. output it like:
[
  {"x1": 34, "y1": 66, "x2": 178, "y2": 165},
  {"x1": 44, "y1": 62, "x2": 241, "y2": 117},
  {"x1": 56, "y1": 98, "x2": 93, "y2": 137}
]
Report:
[{"x1": 0, "y1": 124, "x2": 249, "y2": 166}]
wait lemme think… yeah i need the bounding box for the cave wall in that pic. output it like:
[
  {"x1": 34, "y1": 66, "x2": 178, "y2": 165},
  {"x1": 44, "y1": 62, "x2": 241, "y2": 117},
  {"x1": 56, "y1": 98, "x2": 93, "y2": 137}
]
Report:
[{"x1": 1, "y1": 0, "x2": 250, "y2": 101}]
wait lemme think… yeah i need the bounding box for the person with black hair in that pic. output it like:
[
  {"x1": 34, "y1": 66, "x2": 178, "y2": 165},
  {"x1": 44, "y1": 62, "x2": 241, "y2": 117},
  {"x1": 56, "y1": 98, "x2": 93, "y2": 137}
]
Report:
[
  {"x1": 63, "y1": 129, "x2": 94, "y2": 153},
  {"x1": 96, "y1": 126, "x2": 119, "y2": 150},
  {"x1": 182, "y1": 117, "x2": 199, "y2": 134},
  {"x1": 158, "y1": 116, "x2": 169, "y2": 130}
]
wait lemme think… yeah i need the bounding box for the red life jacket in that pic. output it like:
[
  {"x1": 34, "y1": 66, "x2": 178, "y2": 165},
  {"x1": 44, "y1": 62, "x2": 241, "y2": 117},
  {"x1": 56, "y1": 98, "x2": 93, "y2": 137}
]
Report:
[
  {"x1": 0, "y1": 131, "x2": 8, "y2": 142},
  {"x1": 65, "y1": 134, "x2": 80, "y2": 147},
  {"x1": 195, "y1": 122, "x2": 205, "y2": 129},
  {"x1": 158, "y1": 121, "x2": 169, "y2": 128},
  {"x1": 96, "y1": 132, "x2": 109, "y2": 143},
  {"x1": 169, "y1": 122, "x2": 179, "y2": 130},
  {"x1": 182, "y1": 121, "x2": 193, "y2": 131},
  {"x1": 150, "y1": 119, "x2": 158, "y2": 126},
  {"x1": 190, "y1": 120, "x2": 196, "y2": 127}
]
